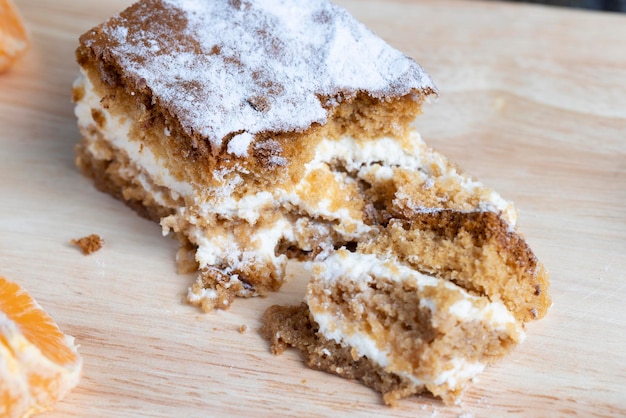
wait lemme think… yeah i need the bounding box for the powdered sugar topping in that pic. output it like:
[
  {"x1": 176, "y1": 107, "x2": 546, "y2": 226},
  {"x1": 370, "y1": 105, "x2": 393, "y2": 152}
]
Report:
[
  {"x1": 83, "y1": 0, "x2": 436, "y2": 150},
  {"x1": 227, "y1": 132, "x2": 254, "y2": 157}
]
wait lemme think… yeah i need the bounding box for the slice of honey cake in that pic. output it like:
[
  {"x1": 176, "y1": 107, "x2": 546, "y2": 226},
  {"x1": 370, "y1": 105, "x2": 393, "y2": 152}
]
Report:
[
  {"x1": 73, "y1": 0, "x2": 437, "y2": 310},
  {"x1": 73, "y1": 0, "x2": 550, "y2": 405},
  {"x1": 262, "y1": 249, "x2": 525, "y2": 406},
  {"x1": 260, "y1": 126, "x2": 549, "y2": 405},
  {"x1": 262, "y1": 206, "x2": 548, "y2": 405}
]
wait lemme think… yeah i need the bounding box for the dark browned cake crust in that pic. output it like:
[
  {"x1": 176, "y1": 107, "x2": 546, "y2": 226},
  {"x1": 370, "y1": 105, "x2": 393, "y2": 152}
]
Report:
[{"x1": 261, "y1": 303, "x2": 434, "y2": 406}]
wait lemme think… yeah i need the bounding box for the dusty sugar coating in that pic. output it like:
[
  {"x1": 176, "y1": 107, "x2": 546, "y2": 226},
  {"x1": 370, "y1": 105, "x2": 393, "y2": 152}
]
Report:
[{"x1": 79, "y1": 0, "x2": 436, "y2": 152}]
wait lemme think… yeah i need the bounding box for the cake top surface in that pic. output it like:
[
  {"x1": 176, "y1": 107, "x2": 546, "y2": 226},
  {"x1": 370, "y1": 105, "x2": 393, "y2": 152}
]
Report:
[{"x1": 80, "y1": 0, "x2": 437, "y2": 149}]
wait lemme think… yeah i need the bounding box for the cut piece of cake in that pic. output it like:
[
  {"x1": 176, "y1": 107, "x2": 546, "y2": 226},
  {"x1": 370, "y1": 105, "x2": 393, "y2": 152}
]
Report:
[
  {"x1": 261, "y1": 208, "x2": 546, "y2": 405},
  {"x1": 73, "y1": 0, "x2": 437, "y2": 310},
  {"x1": 73, "y1": 0, "x2": 550, "y2": 405},
  {"x1": 262, "y1": 249, "x2": 525, "y2": 406}
]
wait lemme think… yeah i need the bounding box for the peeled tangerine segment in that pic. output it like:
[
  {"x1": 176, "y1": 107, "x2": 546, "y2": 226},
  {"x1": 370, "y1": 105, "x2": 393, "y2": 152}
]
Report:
[
  {"x1": 0, "y1": 0, "x2": 29, "y2": 72},
  {"x1": 0, "y1": 276, "x2": 82, "y2": 418}
]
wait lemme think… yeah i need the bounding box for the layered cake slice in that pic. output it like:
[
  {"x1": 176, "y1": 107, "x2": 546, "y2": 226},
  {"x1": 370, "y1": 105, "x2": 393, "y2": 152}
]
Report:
[
  {"x1": 73, "y1": 0, "x2": 436, "y2": 309},
  {"x1": 263, "y1": 249, "x2": 525, "y2": 405},
  {"x1": 73, "y1": 0, "x2": 550, "y2": 405}
]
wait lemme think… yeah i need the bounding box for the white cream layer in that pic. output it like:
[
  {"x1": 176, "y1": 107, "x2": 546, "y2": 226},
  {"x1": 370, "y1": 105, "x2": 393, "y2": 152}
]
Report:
[
  {"x1": 76, "y1": 70, "x2": 513, "y2": 226},
  {"x1": 76, "y1": 70, "x2": 517, "y2": 305},
  {"x1": 74, "y1": 71, "x2": 193, "y2": 204}
]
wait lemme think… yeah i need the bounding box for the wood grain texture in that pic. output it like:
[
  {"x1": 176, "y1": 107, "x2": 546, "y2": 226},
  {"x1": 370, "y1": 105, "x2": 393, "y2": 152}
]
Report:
[{"x1": 1, "y1": 0, "x2": 625, "y2": 416}]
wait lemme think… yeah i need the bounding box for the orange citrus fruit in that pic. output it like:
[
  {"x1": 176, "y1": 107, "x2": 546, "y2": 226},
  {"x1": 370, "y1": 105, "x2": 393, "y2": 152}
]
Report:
[
  {"x1": 0, "y1": 0, "x2": 30, "y2": 73},
  {"x1": 0, "y1": 276, "x2": 82, "y2": 417}
]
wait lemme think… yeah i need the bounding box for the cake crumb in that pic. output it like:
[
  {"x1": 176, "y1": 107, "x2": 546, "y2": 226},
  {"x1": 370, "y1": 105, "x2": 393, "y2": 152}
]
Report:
[
  {"x1": 238, "y1": 324, "x2": 248, "y2": 334},
  {"x1": 71, "y1": 234, "x2": 104, "y2": 255}
]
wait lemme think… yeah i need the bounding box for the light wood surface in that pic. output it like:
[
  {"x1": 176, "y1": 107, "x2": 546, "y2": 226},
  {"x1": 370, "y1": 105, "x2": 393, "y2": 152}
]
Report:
[{"x1": 1, "y1": 0, "x2": 625, "y2": 416}]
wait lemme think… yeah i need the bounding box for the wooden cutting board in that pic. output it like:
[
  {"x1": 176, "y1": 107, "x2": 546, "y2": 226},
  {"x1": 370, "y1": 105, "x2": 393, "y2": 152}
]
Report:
[{"x1": 2, "y1": 0, "x2": 625, "y2": 416}]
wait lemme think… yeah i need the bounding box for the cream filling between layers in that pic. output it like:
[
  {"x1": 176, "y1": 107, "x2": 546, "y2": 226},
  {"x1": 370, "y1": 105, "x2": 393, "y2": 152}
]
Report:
[
  {"x1": 76, "y1": 70, "x2": 514, "y2": 224},
  {"x1": 75, "y1": 70, "x2": 517, "y2": 304},
  {"x1": 307, "y1": 250, "x2": 524, "y2": 392},
  {"x1": 74, "y1": 71, "x2": 193, "y2": 206}
]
